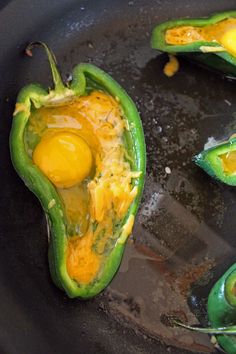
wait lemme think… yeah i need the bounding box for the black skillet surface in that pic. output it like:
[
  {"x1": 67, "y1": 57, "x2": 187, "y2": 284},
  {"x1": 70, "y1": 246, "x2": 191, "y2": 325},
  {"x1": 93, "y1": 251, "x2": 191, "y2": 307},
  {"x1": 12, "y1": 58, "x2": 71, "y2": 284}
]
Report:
[{"x1": 1, "y1": 0, "x2": 236, "y2": 353}]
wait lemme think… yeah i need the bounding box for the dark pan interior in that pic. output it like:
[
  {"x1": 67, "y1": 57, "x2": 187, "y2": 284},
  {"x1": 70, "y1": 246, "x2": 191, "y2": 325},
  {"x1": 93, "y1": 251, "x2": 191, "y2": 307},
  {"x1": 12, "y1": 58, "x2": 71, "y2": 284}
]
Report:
[{"x1": 1, "y1": 0, "x2": 236, "y2": 353}]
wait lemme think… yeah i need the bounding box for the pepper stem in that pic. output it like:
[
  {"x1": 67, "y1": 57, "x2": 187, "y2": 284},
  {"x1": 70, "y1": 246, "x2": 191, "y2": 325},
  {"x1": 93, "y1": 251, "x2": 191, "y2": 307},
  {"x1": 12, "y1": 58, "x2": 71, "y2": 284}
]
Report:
[
  {"x1": 26, "y1": 41, "x2": 65, "y2": 93},
  {"x1": 174, "y1": 321, "x2": 236, "y2": 335}
]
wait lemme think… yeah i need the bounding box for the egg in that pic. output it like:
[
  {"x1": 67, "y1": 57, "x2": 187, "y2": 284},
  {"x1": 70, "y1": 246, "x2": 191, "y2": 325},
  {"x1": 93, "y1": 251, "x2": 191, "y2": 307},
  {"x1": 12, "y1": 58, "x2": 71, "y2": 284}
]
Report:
[
  {"x1": 220, "y1": 28, "x2": 236, "y2": 56},
  {"x1": 220, "y1": 151, "x2": 236, "y2": 174},
  {"x1": 33, "y1": 131, "x2": 92, "y2": 188}
]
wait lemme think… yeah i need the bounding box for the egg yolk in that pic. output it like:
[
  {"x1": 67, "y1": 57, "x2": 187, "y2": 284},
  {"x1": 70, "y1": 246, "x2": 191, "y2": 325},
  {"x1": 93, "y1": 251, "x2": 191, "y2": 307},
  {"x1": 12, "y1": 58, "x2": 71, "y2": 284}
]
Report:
[
  {"x1": 220, "y1": 151, "x2": 236, "y2": 174},
  {"x1": 33, "y1": 131, "x2": 92, "y2": 188},
  {"x1": 220, "y1": 28, "x2": 236, "y2": 57}
]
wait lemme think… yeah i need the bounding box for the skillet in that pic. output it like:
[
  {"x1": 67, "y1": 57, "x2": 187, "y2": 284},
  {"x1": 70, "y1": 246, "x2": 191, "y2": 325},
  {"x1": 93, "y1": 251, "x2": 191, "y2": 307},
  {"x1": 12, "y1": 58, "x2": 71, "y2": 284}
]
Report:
[{"x1": 1, "y1": 0, "x2": 236, "y2": 353}]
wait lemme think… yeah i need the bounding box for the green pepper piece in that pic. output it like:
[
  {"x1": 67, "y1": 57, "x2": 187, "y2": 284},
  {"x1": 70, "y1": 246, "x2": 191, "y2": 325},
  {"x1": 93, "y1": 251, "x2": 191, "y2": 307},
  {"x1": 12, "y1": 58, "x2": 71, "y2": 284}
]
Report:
[
  {"x1": 208, "y1": 264, "x2": 236, "y2": 353},
  {"x1": 174, "y1": 264, "x2": 236, "y2": 354},
  {"x1": 193, "y1": 137, "x2": 236, "y2": 186},
  {"x1": 10, "y1": 42, "x2": 146, "y2": 299},
  {"x1": 151, "y1": 11, "x2": 236, "y2": 79}
]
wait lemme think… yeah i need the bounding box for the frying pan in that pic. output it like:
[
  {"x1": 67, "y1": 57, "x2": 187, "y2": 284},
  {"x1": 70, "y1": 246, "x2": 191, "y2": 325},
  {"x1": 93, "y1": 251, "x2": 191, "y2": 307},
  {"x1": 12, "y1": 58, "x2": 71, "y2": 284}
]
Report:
[{"x1": 1, "y1": 0, "x2": 236, "y2": 353}]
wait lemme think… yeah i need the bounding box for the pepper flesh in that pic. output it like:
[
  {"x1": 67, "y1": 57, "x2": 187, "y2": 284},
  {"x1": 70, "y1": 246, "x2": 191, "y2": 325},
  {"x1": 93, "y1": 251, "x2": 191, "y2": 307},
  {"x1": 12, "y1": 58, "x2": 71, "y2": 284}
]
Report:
[
  {"x1": 151, "y1": 11, "x2": 236, "y2": 79},
  {"x1": 10, "y1": 42, "x2": 146, "y2": 298}
]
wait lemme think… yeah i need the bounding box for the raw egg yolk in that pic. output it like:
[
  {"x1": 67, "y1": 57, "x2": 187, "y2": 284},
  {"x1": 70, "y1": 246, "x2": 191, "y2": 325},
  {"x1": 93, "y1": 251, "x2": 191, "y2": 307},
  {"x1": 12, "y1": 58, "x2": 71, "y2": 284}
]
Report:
[
  {"x1": 220, "y1": 28, "x2": 236, "y2": 57},
  {"x1": 220, "y1": 151, "x2": 236, "y2": 174},
  {"x1": 33, "y1": 132, "x2": 92, "y2": 188}
]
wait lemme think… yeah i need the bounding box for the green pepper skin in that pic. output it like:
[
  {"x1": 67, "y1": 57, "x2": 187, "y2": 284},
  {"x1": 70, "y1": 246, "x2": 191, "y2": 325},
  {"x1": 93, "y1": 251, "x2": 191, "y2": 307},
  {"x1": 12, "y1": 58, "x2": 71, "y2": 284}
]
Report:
[
  {"x1": 193, "y1": 137, "x2": 236, "y2": 186},
  {"x1": 10, "y1": 43, "x2": 146, "y2": 299},
  {"x1": 184, "y1": 52, "x2": 236, "y2": 80},
  {"x1": 151, "y1": 11, "x2": 236, "y2": 78},
  {"x1": 208, "y1": 264, "x2": 236, "y2": 354}
]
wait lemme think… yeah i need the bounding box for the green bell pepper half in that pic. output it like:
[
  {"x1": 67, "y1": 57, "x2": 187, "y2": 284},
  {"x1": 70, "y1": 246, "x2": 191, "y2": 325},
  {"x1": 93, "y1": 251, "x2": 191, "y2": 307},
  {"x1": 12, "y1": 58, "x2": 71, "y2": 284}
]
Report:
[
  {"x1": 10, "y1": 42, "x2": 146, "y2": 299},
  {"x1": 193, "y1": 137, "x2": 236, "y2": 186},
  {"x1": 151, "y1": 11, "x2": 236, "y2": 79}
]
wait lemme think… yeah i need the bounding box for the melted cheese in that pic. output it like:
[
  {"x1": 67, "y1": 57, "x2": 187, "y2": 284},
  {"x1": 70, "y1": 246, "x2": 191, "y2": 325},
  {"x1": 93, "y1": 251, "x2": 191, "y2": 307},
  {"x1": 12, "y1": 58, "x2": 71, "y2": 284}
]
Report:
[
  {"x1": 66, "y1": 231, "x2": 101, "y2": 284},
  {"x1": 163, "y1": 55, "x2": 179, "y2": 77}
]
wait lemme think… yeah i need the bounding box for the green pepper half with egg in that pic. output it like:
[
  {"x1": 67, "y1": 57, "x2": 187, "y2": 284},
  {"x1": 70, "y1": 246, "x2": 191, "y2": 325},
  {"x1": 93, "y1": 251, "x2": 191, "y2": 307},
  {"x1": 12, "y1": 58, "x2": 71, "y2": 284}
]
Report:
[
  {"x1": 10, "y1": 42, "x2": 146, "y2": 299},
  {"x1": 151, "y1": 11, "x2": 236, "y2": 79}
]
